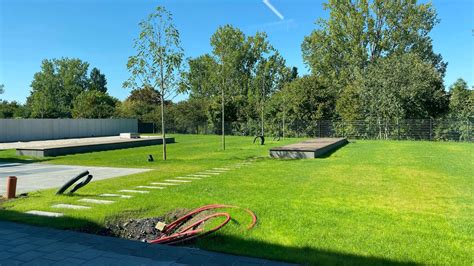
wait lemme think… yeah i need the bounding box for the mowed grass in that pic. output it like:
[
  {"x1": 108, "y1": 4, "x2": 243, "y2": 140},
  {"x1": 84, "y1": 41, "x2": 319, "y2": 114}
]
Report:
[{"x1": 0, "y1": 135, "x2": 472, "y2": 265}]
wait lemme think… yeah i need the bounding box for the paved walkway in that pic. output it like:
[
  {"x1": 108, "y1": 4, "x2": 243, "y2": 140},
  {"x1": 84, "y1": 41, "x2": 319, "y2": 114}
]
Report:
[
  {"x1": 0, "y1": 163, "x2": 150, "y2": 194},
  {"x1": 0, "y1": 221, "x2": 292, "y2": 265}
]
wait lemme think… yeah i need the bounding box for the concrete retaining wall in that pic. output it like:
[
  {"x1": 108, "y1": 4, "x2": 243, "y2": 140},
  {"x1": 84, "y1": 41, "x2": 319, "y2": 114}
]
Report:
[{"x1": 0, "y1": 119, "x2": 138, "y2": 142}]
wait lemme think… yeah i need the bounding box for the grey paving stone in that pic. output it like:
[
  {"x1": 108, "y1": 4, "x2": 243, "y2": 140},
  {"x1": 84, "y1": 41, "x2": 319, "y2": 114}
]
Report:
[
  {"x1": 42, "y1": 250, "x2": 77, "y2": 261},
  {"x1": 176, "y1": 252, "x2": 211, "y2": 264},
  {"x1": 0, "y1": 251, "x2": 17, "y2": 260},
  {"x1": 21, "y1": 258, "x2": 57, "y2": 266},
  {"x1": 0, "y1": 259, "x2": 23, "y2": 266},
  {"x1": 51, "y1": 257, "x2": 86, "y2": 266},
  {"x1": 71, "y1": 249, "x2": 106, "y2": 260},
  {"x1": 62, "y1": 243, "x2": 90, "y2": 252},
  {"x1": 35, "y1": 242, "x2": 70, "y2": 253},
  {"x1": 7, "y1": 243, "x2": 38, "y2": 253},
  {"x1": 14, "y1": 250, "x2": 44, "y2": 262},
  {"x1": 0, "y1": 221, "x2": 293, "y2": 266}
]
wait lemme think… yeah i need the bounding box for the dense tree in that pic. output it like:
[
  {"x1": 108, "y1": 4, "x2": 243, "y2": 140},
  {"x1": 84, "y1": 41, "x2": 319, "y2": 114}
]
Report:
[
  {"x1": 169, "y1": 98, "x2": 209, "y2": 133},
  {"x1": 302, "y1": 0, "x2": 446, "y2": 119},
  {"x1": 116, "y1": 87, "x2": 163, "y2": 123},
  {"x1": 27, "y1": 58, "x2": 90, "y2": 118},
  {"x1": 124, "y1": 6, "x2": 184, "y2": 160},
  {"x1": 359, "y1": 53, "x2": 448, "y2": 123},
  {"x1": 447, "y1": 79, "x2": 474, "y2": 120},
  {"x1": 267, "y1": 75, "x2": 336, "y2": 137},
  {"x1": 0, "y1": 101, "x2": 27, "y2": 118},
  {"x1": 179, "y1": 54, "x2": 218, "y2": 98},
  {"x1": 72, "y1": 90, "x2": 118, "y2": 118},
  {"x1": 0, "y1": 84, "x2": 4, "y2": 96},
  {"x1": 89, "y1": 67, "x2": 107, "y2": 92}
]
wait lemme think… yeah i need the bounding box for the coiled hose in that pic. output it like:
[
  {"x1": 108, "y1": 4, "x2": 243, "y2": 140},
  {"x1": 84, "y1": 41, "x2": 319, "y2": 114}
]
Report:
[{"x1": 148, "y1": 204, "x2": 257, "y2": 245}]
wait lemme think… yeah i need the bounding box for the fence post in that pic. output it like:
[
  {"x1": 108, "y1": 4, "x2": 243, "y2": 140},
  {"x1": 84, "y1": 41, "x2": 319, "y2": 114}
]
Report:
[
  {"x1": 429, "y1": 119, "x2": 433, "y2": 141},
  {"x1": 397, "y1": 119, "x2": 400, "y2": 140}
]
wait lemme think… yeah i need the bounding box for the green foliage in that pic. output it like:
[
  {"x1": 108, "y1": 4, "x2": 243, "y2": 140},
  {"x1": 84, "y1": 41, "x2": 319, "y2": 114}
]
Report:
[
  {"x1": 26, "y1": 58, "x2": 109, "y2": 118},
  {"x1": 72, "y1": 90, "x2": 118, "y2": 118},
  {"x1": 124, "y1": 5, "x2": 184, "y2": 159},
  {"x1": 447, "y1": 78, "x2": 473, "y2": 120},
  {"x1": 0, "y1": 101, "x2": 28, "y2": 118},
  {"x1": 116, "y1": 87, "x2": 162, "y2": 122},
  {"x1": 302, "y1": 0, "x2": 445, "y2": 89},
  {"x1": 27, "y1": 58, "x2": 89, "y2": 118},
  {"x1": 360, "y1": 53, "x2": 448, "y2": 121},
  {"x1": 89, "y1": 67, "x2": 107, "y2": 93},
  {"x1": 181, "y1": 26, "x2": 291, "y2": 138}
]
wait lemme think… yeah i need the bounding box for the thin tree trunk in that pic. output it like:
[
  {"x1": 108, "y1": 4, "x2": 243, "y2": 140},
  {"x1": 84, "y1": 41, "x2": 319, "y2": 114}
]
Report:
[
  {"x1": 161, "y1": 93, "x2": 166, "y2": 160},
  {"x1": 261, "y1": 77, "x2": 264, "y2": 137},
  {"x1": 221, "y1": 85, "x2": 225, "y2": 150}
]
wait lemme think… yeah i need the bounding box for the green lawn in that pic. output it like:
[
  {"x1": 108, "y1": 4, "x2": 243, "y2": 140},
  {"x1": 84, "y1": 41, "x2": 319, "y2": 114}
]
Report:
[{"x1": 0, "y1": 135, "x2": 472, "y2": 265}]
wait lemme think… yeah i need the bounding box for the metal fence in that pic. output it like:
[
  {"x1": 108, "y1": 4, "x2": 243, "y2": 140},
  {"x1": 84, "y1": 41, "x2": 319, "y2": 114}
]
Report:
[{"x1": 140, "y1": 119, "x2": 473, "y2": 142}]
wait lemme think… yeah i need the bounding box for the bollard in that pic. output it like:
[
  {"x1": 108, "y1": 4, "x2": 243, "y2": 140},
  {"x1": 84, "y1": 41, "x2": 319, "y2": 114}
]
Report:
[{"x1": 6, "y1": 176, "x2": 17, "y2": 199}]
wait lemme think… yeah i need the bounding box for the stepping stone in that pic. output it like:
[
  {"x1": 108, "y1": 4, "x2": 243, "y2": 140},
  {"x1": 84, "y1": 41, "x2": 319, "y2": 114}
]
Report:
[
  {"x1": 100, "y1": 194, "x2": 133, "y2": 198},
  {"x1": 206, "y1": 169, "x2": 227, "y2": 173},
  {"x1": 52, "y1": 204, "x2": 91, "y2": 210},
  {"x1": 177, "y1": 176, "x2": 201, "y2": 180},
  {"x1": 213, "y1": 168, "x2": 231, "y2": 171},
  {"x1": 188, "y1": 174, "x2": 209, "y2": 177},
  {"x1": 150, "y1": 182, "x2": 179, "y2": 186},
  {"x1": 136, "y1": 186, "x2": 165, "y2": 189},
  {"x1": 165, "y1": 179, "x2": 192, "y2": 183},
  {"x1": 118, "y1": 189, "x2": 149, "y2": 194},
  {"x1": 78, "y1": 199, "x2": 114, "y2": 205},
  {"x1": 197, "y1": 172, "x2": 220, "y2": 175},
  {"x1": 26, "y1": 210, "x2": 64, "y2": 217}
]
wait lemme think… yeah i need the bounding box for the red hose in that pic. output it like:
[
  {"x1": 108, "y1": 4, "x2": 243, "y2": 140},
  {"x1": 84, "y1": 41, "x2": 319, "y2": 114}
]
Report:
[{"x1": 148, "y1": 204, "x2": 257, "y2": 245}]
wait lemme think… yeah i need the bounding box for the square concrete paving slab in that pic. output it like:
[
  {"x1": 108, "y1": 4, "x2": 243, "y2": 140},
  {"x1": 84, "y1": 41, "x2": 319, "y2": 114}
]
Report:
[
  {"x1": 177, "y1": 176, "x2": 202, "y2": 180},
  {"x1": 150, "y1": 182, "x2": 178, "y2": 186},
  {"x1": 51, "y1": 204, "x2": 91, "y2": 210},
  {"x1": 164, "y1": 179, "x2": 192, "y2": 183},
  {"x1": 25, "y1": 211, "x2": 64, "y2": 217},
  {"x1": 99, "y1": 194, "x2": 133, "y2": 198},
  {"x1": 136, "y1": 186, "x2": 165, "y2": 189},
  {"x1": 0, "y1": 162, "x2": 151, "y2": 195},
  {"x1": 78, "y1": 199, "x2": 115, "y2": 204},
  {"x1": 118, "y1": 189, "x2": 149, "y2": 194}
]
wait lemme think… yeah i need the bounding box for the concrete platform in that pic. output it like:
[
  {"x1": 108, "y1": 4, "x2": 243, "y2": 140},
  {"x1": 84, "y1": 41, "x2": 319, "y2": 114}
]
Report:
[
  {"x1": 270, "y1": 138, "x2": 348, "y2": 159},
  {"x1": 0, "y1": 162, "x2": 150, "y2": 194},
  {"x1": 15, "y1": 136, "x2": 175, "y2": 157}
]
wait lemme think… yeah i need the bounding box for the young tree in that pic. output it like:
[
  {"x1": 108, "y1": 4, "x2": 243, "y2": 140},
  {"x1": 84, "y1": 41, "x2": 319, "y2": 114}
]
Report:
[
  {"x1": 89, "y1": 67, "x2": 107, "y2": 93},
  {"x1": 124, "y1": 6, "x2": 184, "y2": 160},
  {"x1": 210, "y1": 25, "x2": 247, "y2": 150}
]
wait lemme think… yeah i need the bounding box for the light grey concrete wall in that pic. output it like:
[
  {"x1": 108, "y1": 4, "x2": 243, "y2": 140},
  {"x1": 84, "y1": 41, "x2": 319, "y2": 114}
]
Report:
[{"x1": 0, "y1": 119, "x2": 138, "y2": 142}]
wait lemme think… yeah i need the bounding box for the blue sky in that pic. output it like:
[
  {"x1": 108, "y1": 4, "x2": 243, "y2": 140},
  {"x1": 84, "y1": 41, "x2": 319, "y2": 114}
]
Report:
[{"x1": 0, "y1": 0, "x2": 472, "y2": 103}]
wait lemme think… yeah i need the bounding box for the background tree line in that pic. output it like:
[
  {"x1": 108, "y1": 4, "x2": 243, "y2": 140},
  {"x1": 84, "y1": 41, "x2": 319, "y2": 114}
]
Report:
[{"x1": 1, "y1": 1, "x2": 472, "y2": 141}]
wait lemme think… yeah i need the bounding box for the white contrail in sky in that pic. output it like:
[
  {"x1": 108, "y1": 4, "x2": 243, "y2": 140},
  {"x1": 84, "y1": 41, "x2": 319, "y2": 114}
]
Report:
[{"x1": 263, "y1": 0, "x2": 284, "y2": 20}]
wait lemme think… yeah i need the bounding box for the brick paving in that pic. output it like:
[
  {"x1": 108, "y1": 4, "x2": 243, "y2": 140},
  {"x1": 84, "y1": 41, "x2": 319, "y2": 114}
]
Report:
[{"x1": 0, "y1": 221, "x2": 293, "y2": 266}]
